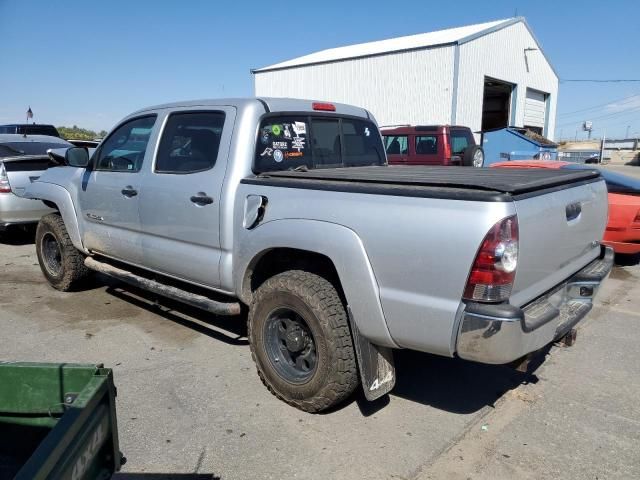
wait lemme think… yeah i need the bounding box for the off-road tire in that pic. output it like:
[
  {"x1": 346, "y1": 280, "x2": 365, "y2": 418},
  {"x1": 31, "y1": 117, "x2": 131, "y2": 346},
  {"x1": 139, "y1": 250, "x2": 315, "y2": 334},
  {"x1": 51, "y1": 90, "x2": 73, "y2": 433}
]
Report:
[
  {"x1": 35, "y1": 213, "x2": 90, "y2": 291},
  {"x1": 248, "y1": 270, "x2": 359, "y2": 412}
]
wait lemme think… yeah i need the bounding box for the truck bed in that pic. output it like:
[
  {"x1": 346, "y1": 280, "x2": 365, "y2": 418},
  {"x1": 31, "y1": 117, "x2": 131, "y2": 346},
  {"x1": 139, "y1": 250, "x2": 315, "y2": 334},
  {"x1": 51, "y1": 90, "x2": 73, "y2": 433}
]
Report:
[{"x1": 244, "y1": 165, "x2": 601, "y2": 202}]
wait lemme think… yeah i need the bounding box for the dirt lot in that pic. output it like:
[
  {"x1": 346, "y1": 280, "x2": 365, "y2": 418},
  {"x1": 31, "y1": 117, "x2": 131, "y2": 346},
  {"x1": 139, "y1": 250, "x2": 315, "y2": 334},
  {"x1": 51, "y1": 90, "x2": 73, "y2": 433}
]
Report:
[{"x1": 1, "y1": 232, "x2": 639, "y2": 479}]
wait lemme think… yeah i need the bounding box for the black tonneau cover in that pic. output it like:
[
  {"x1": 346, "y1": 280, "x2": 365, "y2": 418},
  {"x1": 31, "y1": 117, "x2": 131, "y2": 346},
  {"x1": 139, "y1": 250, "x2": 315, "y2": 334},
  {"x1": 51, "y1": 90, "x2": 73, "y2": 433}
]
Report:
[{"x1": 242, "y1": 166, "x2": 602, "y2": 202}]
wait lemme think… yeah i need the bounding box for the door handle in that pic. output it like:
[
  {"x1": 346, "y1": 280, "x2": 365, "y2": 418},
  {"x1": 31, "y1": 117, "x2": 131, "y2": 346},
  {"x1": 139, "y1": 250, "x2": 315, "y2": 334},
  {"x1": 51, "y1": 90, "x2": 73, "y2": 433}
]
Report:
[
  {"x1": 121, "y1": 186, "x2": 138, "y2": 198},
  {"x1": 190, "y1": 193, "x2": 214, "y2": 206}
]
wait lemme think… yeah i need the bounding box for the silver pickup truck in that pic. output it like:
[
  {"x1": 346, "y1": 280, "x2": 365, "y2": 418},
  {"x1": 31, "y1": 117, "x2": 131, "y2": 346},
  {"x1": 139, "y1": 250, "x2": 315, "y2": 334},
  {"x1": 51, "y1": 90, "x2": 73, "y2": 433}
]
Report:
[{"x1": 26, "y1": 98, "x2": 613, "y2": 412}]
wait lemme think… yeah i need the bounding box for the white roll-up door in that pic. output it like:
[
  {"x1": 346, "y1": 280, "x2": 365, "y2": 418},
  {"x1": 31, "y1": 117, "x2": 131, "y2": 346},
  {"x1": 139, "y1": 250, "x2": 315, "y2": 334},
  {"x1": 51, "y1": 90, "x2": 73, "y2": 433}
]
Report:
[{"x1": 523, "y1": 89, "x2": 547, "y2": 130}]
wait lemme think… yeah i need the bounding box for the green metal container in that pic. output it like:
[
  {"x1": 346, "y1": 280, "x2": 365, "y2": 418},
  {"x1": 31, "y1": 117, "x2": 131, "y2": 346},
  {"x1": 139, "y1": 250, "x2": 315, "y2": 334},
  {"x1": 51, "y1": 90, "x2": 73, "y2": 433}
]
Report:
[{"x1": 0, "y1": 362, "x2": 122, "y2": 479}]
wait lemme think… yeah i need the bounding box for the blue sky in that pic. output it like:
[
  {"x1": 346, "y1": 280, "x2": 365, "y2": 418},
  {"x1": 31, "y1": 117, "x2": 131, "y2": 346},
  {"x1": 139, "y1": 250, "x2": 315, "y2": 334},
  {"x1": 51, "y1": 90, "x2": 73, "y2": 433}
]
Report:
[{"x1": 1, "y1": 0, "x2": 638, "y2": 139}]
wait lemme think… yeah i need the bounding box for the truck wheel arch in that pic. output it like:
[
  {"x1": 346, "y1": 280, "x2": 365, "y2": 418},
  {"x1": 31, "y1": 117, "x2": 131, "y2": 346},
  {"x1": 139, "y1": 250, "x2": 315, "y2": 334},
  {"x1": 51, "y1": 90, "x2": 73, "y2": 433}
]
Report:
[
  {"x1": 25, "y1": 183, "x2": 86, "y2": 253},
  {"x1": 235, "y1": 219, "x2": 397, "y2": 348}
]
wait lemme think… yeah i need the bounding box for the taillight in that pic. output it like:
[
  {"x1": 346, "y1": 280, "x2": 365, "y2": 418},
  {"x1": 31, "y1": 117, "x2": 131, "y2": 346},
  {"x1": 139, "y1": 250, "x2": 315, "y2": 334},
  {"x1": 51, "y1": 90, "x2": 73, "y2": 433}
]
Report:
[
  {"x1": 634, "y1": 210, "x2": 640, "y2": 224},
  {"x1": 464, "y1": 216, "x2": 519, "y2": 303},
  {"x1": 312, "y1": 102, "x2": 336, "y2": 111},
  {"x1": 0, "y1": 162, "x2": 10, "y2": 193},
  {"x1": 443, "y1": 137, "x2": 452, "y2": 164}
]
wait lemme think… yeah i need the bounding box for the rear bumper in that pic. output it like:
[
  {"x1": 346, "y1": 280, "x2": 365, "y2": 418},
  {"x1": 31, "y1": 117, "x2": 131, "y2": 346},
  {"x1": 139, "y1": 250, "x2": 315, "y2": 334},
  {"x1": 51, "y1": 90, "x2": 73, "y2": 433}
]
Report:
[
  {"x1": 0, "y1": 192, "x2": 52, "y2": 228},
  {"x1": 456, "y1": 245, "x2": 614, "y2": 364}
]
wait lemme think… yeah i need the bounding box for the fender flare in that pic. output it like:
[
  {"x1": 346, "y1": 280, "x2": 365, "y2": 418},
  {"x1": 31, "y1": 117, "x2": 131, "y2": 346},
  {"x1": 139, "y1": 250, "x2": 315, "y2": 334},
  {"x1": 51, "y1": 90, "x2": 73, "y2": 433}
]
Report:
[
  {"x1": 25, "y1": 182, "x2": 86, "y2": 252},
  {"x1": 234, "y1": 219, "x2": 397, "y2": 348}
]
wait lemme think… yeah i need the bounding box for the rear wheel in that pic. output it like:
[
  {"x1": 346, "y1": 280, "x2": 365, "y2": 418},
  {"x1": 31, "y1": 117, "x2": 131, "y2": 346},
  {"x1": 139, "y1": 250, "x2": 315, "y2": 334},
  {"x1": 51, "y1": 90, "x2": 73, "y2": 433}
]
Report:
[
  {"x1": 248, "y1": 270, "x2": 359, "y2": 412},
  {"x1": 463, "y1": 145, "x2": 485, "y2": 167},
  {"x1": 35, "y1": 213, "x2": 90, "y2": 291}
]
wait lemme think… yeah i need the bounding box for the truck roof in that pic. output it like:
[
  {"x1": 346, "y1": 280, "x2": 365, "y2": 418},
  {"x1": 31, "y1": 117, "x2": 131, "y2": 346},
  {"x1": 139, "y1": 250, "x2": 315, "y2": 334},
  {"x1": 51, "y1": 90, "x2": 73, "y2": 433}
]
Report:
[
  {"x1": 130, "y1": 97, "x2": 371, "y2": 120},
  {"x1": 380, "y1": 125, "x2": 472, "y2": 135}
]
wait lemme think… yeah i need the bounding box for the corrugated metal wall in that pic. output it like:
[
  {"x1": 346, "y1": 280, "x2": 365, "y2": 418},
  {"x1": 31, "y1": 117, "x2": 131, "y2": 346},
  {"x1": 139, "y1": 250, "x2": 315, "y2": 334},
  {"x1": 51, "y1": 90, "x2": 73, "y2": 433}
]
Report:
[
  {"x1": 254, "y1": 21, "x2": 558, "y2": 140},
  {"x1": 254, "y1": 46, "x2": 455, "y2": 127},
  {"x1": 456, "y1": 22, "x2": 558, "y2": 140}
]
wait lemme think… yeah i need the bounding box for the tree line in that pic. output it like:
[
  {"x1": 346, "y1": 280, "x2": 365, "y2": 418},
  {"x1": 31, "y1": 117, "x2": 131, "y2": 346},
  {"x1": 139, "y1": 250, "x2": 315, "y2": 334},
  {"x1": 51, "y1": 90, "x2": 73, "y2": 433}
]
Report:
[{"x1": 57, "y1": 125, "x2": 108, "y2": 140}]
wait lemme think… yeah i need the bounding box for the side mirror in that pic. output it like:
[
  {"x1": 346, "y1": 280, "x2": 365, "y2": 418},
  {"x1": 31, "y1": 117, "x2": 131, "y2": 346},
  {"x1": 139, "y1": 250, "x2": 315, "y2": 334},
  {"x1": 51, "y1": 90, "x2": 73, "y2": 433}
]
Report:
[{"x1": 65, "y1": 147, "x2": 90, "y2": 168}]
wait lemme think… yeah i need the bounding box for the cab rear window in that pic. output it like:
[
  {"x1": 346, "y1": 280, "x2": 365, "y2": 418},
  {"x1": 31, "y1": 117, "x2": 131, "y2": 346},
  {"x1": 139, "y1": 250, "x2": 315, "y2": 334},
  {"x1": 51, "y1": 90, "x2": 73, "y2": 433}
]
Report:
[{"x1": 254, "y1": 115, "x2": 385, "y2": 173}]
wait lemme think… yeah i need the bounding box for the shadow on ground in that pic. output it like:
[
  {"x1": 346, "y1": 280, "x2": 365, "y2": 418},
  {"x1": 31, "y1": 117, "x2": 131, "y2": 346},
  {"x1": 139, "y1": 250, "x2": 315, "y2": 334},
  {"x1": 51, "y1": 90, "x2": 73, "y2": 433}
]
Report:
[
  {"x1": 0, "y1": 227, "x2": 36, "y2": 245},
  {"x1": 614, "y1": 252, "x2": 640, "y2": 267},
  {"x1": 114, "y1": 475, "x2": 219, "y2": 480},
  {"x1": 105, "y1": 281, "x2": 248, "y2": 346},
  {"x1": 96, "y1": 276, "x2": 540, "y2": 417}
]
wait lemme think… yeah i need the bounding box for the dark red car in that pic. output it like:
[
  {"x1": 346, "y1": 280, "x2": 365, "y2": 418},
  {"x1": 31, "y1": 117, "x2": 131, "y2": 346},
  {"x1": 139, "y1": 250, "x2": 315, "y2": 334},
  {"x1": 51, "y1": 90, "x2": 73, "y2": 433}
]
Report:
[{"x1": 381, "y1": 125, "x2": 484, "y2": 167}]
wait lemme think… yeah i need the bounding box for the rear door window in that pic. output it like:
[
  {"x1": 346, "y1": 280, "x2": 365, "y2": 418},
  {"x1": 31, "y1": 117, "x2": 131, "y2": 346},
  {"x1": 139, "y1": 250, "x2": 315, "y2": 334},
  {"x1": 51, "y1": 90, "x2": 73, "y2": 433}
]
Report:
[
  {"x1": 155, "y1": 111, "x2": 225, "y2": 174},
  {"x1": 415, "y1": 135, "x2": 438, "y2": 155},
  {"x1": 383, "y1": 135, "x2": 408, "y2": 155},
  {"x1": 254, "y1": 115, "x2": 384, "y2": 172}
]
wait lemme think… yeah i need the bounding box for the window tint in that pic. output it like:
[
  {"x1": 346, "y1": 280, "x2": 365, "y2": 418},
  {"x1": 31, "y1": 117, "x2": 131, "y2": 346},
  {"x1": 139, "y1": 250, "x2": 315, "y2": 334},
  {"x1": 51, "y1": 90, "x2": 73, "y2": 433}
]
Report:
[
  {"x1": 95, "y1": 116, "x2": 156, "y2": 172},
  {"x1": 155, "y1": 112, "x2": 225, "y2": 174},
  {"x1": 312, "y1": 119, "x2": 341, "y2": 167},
  {"x1": 341, "y1": 118, "x2": 384, "y2": 167},
  {"x1": 450, "y1": 130, "x2": 473, "y2": 154},
  {"x1": 415, "y1": 135, "x2": 438, "y2": 154},
  {"x1": 254, "y1": 115, "x2": 385, "y2": 173},
  {"x1": 20, "y1": 125, "x2": 60, "y2": 137},
  {"x1": 0, "y1": 141, "x2": 72, "y2": 158},
  {"x1": 384, "y1": 135, "x2": 408, "y2": 155}
]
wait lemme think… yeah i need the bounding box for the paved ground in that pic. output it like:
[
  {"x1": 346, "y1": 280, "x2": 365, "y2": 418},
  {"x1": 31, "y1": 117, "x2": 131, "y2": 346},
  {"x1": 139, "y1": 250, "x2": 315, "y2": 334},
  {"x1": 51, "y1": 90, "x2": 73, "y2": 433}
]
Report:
[{"x1": 1, "y1": 233, "x2": 639, "y2": 479}]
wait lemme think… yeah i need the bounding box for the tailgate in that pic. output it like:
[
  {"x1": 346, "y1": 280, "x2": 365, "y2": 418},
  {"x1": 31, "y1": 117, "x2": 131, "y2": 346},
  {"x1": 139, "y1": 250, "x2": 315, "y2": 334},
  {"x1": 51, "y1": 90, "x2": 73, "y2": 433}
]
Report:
[
  {"x1": 510, "y1": 178, "x2": 608, "y2": 307},
  {"x1": 2, "y1": 156, "x2": 53, "y2": 197}
]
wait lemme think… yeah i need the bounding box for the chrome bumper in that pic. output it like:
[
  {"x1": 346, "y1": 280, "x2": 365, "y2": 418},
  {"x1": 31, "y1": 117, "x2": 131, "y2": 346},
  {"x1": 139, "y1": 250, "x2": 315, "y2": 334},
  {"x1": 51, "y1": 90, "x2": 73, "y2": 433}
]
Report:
[{"x1": 456, "y1": 245, "x2": 614, "y2": 364}]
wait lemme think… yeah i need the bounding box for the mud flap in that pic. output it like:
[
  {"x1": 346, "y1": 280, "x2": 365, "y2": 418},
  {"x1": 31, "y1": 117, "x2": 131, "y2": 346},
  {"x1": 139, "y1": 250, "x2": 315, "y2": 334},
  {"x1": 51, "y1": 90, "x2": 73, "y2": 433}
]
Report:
[{"x1": 349, "y1": 308, "x2": 396, "y2": 401}]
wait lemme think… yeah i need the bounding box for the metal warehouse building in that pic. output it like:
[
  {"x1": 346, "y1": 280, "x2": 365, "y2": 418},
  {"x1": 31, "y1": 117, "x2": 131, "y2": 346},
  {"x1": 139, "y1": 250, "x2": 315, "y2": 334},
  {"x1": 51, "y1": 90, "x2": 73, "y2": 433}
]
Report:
[{"x1": 253, "y1": 17, "x2": 558, "y2": 140}]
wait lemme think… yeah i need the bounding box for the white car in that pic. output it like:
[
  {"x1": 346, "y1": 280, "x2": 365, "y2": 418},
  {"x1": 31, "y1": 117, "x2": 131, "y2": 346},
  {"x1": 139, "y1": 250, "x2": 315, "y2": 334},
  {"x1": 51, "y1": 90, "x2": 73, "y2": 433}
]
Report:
[{"x1": 0, "y1": 134, "x2": 72, "y2": 235}]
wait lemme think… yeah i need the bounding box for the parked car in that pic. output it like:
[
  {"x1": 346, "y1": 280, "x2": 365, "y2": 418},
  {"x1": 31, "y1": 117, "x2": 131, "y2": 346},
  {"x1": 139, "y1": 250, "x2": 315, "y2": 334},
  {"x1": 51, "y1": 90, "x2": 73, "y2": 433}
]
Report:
[
  {"x1": 67, "y1": 139, "x2": 101, "y2": 149},
  {"x1": 381, "y1": 125, "x2": 484, "y2": 166},
  {"x1": 27, "y1": 98, "x2": 612, "y2": 412},
  {"x1": 0, "y1": 134, "x2": 72, "y2": 235},
  {"x1": 0, "y1": 123, "x2": 60, "y2": 138},
  {"x1": 492, "y1": 160, "x2": 640, "y2": 255}
]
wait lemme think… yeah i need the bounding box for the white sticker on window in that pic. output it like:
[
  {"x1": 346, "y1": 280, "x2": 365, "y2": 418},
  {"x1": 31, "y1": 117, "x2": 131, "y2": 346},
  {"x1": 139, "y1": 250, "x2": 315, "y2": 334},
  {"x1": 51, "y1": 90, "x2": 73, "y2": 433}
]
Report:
[
  {"x1": 291, "y1": 136, "x2": 306, "y2": 152},
  {"x1": 292, "y1": 122, "x2": 307, "y2": 135}
]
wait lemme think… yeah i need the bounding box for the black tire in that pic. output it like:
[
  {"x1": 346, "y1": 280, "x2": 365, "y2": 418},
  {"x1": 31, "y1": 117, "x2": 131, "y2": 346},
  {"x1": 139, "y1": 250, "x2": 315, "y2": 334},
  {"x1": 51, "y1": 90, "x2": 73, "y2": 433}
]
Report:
[
  {"x1": 248, "y1": 270, "x2": 359, "y2": 412},
  {"x1": 35, "y1": 213, "x2": 90, "y2": 291},
  {"x1": 462, "y1": 145, "x2": 485, "y2": 167}
]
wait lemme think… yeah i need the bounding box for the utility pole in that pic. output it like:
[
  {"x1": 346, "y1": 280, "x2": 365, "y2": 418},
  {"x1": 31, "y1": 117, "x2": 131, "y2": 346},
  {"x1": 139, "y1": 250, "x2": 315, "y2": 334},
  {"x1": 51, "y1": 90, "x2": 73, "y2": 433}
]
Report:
[{"x1": 599, "y1": 131, "x2": 606, "y2": 164}]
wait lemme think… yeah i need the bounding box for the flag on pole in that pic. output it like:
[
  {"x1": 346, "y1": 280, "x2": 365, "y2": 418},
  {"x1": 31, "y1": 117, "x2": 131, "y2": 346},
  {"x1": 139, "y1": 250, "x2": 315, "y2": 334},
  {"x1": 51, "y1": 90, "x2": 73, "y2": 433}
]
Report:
[{"x1": 27, "y1": 107, "x2": 33, "y2": 120}]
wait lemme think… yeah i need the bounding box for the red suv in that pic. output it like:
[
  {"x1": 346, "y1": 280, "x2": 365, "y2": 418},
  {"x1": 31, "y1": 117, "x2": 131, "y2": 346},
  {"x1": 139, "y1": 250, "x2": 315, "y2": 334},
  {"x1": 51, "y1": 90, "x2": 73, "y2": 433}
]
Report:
[{"x1": 381, "y1": 125, "x2": 484, "y2": 167}]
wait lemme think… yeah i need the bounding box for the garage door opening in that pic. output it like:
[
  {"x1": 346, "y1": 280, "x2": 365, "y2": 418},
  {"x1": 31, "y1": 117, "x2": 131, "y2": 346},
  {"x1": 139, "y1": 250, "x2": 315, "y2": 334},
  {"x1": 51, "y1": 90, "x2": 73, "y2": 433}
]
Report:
[{"x1": 481, "y1": 78, "x2": 512, "y2": 131}]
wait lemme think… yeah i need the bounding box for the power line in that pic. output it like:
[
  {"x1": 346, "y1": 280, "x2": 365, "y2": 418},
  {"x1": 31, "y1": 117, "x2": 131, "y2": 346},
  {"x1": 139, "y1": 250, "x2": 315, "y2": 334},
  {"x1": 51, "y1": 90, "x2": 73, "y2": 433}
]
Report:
[
  {"x1": 559, "y1": 92, "x2": 640, "y2": 117},
  {"x1": 556, "y1": 106, "x2": 640, "y2": 128},
  {"x1": 560, "y1": 79, "x2": 640, "y2": 83}
]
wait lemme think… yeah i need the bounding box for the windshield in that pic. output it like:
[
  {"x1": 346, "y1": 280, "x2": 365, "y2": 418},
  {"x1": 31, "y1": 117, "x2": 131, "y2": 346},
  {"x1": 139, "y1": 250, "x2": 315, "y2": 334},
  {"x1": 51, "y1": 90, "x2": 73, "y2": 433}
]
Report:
[
  {"x1": 563, "y1": 163, "x2": 640, "y2": 194},
  {"x1": 0, "y1": 141, "x2": 71, "y2": 158},
  {"x1": 254, "y1": 115, "x2": 385, "y2": 173}
]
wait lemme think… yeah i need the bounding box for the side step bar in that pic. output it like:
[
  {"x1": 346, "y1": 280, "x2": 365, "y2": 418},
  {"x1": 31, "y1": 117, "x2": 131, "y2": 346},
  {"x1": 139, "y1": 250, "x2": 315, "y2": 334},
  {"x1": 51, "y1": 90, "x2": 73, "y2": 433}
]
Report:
[{"x1": 85, "y1": 257, "x2": 242, "y2": 316}]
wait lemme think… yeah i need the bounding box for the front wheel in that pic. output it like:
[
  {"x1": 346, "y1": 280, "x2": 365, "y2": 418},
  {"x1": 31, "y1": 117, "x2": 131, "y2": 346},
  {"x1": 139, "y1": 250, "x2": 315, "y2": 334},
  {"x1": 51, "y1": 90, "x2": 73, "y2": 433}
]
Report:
[
  {"x1": 248, "y1": 270, "x2": 359, "y2": 412},
  {"x1": 35, "y1": 213, "x2": 90, "y2": 291}
]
